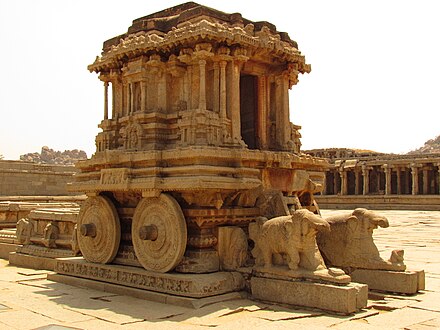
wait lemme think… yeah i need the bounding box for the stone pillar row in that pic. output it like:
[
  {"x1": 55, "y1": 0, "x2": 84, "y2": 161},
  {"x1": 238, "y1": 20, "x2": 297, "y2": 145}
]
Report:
[{"x1": 328, "y1": 163, "x2": 440, "y2": 196}]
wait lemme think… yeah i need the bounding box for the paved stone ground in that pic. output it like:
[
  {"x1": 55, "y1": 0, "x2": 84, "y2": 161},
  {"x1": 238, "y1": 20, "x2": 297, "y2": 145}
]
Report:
[{"x1": 0, "y1": 210, "x2": 439, "y2": 329}]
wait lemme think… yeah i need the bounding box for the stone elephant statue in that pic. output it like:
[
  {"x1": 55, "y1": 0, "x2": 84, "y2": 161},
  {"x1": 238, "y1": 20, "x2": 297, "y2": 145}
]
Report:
[
  {"x1": 249, "y1": 209, "x2": 330, "y2": 271},
  {"x1": 316, "y1": 208, "x2": 405, "y2": 271},
  {"x1": 16, "y1": 218, "x2": 33, "y2": 245}
]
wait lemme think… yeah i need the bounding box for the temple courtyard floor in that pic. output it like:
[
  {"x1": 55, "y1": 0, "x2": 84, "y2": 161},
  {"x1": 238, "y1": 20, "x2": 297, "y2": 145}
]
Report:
[{"x1": 0, "y1": 209, "x2": 439, "y2": 329}]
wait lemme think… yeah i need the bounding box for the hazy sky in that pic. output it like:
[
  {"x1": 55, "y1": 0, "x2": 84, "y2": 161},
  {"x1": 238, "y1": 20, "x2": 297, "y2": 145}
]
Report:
[{"x1": 1, "y1": 0, "x2": 439, "y2": 159}]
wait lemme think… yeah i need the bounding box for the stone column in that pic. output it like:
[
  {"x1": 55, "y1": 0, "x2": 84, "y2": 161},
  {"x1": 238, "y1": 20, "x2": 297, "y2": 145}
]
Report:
[
  {"x1": 257, "y1": 75, "x2": 267, "y2": 149},
  {"x1": 129, "y1": 83, "x2": 134, "y2": 114},
  {"x1": 158, "y1": 73, "x2": 167, "y2": 110},
  {"x1": 355, "y1": 170, "x2": 361, "y2": 195},
  {"x1": 340, "y1": 170, "x2": 348, "y2": 195},
  {"x1": 437, "y1": 164, "x2": 440, "y2": 195},
  {"x1": 333, "y1": 170, "x2": 339, "y2": 195},
  {"x1": 187, "y1": 65, "x2": 193, "y2": 109},
  {"x1": 140, "y1": 80, "x2": 146, "y2": 113},
  {"x1": 219, "y1": 61, "x2": 227, "y2": 118},
  {"x1": 213, "y1": 62, "x2": 219, "y2": 113},
  {"x1": 411, "y1": 164, "x2": 419, "y2": 195},
  {"x1": 383, "y1": 164, "x2": 392, "y2": 195},
  {"x1": 423, "y1": 168, "x2": 429, "y2": 194},
  {"x1": 396, "y1": 167, "x2": 402, "y2": 194},
  {"x1": 362, "y1": 166, "x2": 370, "y2": 195},
  {"x1": 103, "y1": 82, "x2": 109, "y2": 120},
  {"x1": 199, "y1": 59, "x2": 207, "y2": 110},
  {"x1": 124, "y1": 83, "x2": 130, "y2": 116},
  {"x1": 111, "y1": 82, "x2": 116, "y2": 119},
  {"x1": 281, "y1": 75, "x2": 290, "y2": 149},
  {"x1": 230, "y1": 60, "x2": 241, "y2": 142}
]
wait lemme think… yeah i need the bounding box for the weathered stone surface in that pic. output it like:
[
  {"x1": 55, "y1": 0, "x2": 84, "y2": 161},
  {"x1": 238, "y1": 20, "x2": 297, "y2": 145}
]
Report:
[
  {"x1": 9, "y1": 252, "x2": 57, "y2": 271},
  {"x1": 217, "y1": 226, "x2": 248, "y2": 271},
  {"x1": 54, "y1": 257, "x2": 244, "y2": 298},
  {"x1": 251, "y1": 277, "x2": 368, "y2": 314},
  {"x1": 15, "y1": 207, "x2": 80, "y2": 259},
  {"x1": 351, "y1": 269, "x2": 425, "y2": 294},
  {"x1": 317, "y1": 208, "x2": 406, "y2": 271},
  {"x1": 0, "y1": 160, "x2": 79, "y2": 197},
  {"x1": 249, "y1": 209, "x2": 350, "y2": 284},
  {"x1": 0, "y1": 201, "x2": 79, "y2": 229}
]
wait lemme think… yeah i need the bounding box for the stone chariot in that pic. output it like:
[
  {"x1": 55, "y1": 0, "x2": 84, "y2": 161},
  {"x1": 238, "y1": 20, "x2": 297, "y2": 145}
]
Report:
[{"x1": 69, "y1": 2, "x2": 327, "y2": 276}]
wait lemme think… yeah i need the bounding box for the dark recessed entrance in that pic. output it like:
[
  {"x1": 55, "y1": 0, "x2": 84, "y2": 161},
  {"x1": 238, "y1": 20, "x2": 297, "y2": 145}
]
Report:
[{"x1": 240, "y1": 75, "x2": 258, "y2": 149}]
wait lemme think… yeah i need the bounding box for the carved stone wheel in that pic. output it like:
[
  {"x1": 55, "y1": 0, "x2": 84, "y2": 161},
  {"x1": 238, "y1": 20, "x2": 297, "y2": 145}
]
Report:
[
  {"x1": 77, "y1": 196, "x2": 121, "y2": 264},
  {"x1": 132, "y1": 194, "x2": 187, "y2": 273}
]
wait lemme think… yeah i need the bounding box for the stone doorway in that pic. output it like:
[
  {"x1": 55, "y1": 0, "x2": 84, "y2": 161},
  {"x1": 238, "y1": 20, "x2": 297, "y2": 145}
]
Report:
[{"x1": 240, "y1": 75, "x2": 258, "y2": 149}]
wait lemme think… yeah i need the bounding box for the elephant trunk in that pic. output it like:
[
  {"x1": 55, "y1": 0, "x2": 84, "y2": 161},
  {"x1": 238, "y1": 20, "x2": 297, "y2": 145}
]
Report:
[{"x1": 372, "y1": 216, "x2": 389, "y2": 228}]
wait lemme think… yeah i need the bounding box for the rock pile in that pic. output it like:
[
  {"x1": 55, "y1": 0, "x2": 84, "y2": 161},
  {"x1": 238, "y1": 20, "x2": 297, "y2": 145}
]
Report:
[
  {"x1": 20, "y1": 146, "x2": 87, "y2": 165},
  {"x1": 408, "y1": 135, "x2": 440, "y2": 154}
]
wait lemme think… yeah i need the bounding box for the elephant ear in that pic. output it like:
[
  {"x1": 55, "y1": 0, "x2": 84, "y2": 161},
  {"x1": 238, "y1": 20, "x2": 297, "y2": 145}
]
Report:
[
  {"x1": 346, "y1": 215, "x2": 358, "y2": 233},
  {"x1": 283, "y1": 218, "x2": 294, "y2": 239}
]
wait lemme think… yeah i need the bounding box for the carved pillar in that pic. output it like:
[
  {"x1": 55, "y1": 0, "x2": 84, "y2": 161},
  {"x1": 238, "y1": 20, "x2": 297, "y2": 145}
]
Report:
[
  {"x1": 219, "y1": 61, "x2": 227, "y2": 118},
  {"x1": 411, "y1": 164, "x2": 419, "y2": 195},
  {"x1": 340, "y1": 170, "x2": 347, "y2": 195},
  {"x1": 198, "y1": 59, "x2": 206, "y2": 110},
  {"x1": 273, "y1": 74, "x2": 291, "y2": 149},
  {"x1": 383, "y1": 164, "x2": 391, "y2": 195},
  {"x1": 362, "y1": 166, "x2": 370, "y2": 195},
  {"x1": 129, "y1": 83, "x2": 134, "y2": 114},
  {"x1": 396, "y1": 167, "x2": 402, "y2": 194},
  {"x1": 230, "y1": 60, "x2": 241, "y2": 142},
  {"x1": 333, "y1": 170, "x2": 339, "y2": 195},
  {"x1": 422, "y1": 168, "x2": 429, "y2": 194},
  {"x1": 257, "y1": 75, "x2": 268, "y2": 149},
  {"x1": 140, "y1": 80, "x2": 146, "y2": 112},
  {"x1": 103, "y1": 82, "x2": 109, "y2": 120},
  {"x1": 111, "y1": 81, "x2": 116, "y2": 119},
  {"x1": 124, "y1": 83, "x2": 130, "y2": 116},
  {"x1": 355, "y1": 170, "x2": 361, "y2": 195},
  {"x1": 187, "y1": 65, "x2": 193, "y2": 109},
  {"x1": 437, "y1": 164, "x2": 440, "y2": 195},
  {"x1": 213, "y1": 61, "x2": 219, "y2": 113},
  {"x1": 281, "y1": 75, "x2": 290, "y2": 149}
]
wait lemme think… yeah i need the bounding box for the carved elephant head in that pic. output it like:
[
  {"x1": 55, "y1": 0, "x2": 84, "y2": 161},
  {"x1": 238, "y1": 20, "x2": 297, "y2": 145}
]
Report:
[
  {"x1": 287, "y1": 209, "x2": 330, "y2": 241},
  {"x1": 349, "y1": 208, "x2": 389, "y2": 234}
]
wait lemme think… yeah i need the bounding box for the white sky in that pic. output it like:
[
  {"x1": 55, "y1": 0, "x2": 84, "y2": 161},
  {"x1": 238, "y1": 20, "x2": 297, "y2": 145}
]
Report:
[{"x1": 1, "y1": 0, "x2": 439, "y2": 159}]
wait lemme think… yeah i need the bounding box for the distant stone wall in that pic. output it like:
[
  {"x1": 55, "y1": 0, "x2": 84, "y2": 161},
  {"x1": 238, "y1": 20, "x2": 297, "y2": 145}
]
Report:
[{"x1": 0, "y1": 160, "x2": 78, "y2": 196}]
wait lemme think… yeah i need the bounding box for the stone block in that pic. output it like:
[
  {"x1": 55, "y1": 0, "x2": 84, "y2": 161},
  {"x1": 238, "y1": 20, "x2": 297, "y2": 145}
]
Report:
[
  {"x1": 351, "y1": 269, "x2": 425, "y2": 294},
  {"x1": 54, "y1": 257, "x2": 245, "y2": 298},
  {"x1": 251, "y1": 276, "x2": 368, "y2": 314},
  {"x1": 9, "y1": 252, "x2": 56, "y2": 271},
  {"x1": 0, "y1": 243, "x2": 18, "y2": 259}
]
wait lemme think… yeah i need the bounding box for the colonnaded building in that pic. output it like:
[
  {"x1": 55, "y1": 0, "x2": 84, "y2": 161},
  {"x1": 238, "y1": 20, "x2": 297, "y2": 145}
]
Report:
[{"x1": 306, "y1": 148, "x2": 440, "y2": 210}]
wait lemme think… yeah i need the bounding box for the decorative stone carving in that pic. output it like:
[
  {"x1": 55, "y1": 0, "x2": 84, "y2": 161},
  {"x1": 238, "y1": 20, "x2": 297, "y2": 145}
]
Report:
[
  {"x1": 16, "y1": 218, "x2": 33, "y2": 245},
  {"x1": 132, "y1": 194, "x2": 187, "y2": 273},
  {"x1": 317, "y1": 208, "x2": 406, "y2": 271},
  {"x1": 249, "y1": 209, "x2": 329, "y2": 271},
  {"x1": 249, "y1": 209, "x2": 349, "y2": 284},
  {"x1": 42, "y1": 222, "x2": 59, "y2": 248},
  {"x1": 217, "y1": 226, "x2": 248, "y2": 271},
  {"x1": 77, "y1": 196, "x2": 121, "y2": 264}
]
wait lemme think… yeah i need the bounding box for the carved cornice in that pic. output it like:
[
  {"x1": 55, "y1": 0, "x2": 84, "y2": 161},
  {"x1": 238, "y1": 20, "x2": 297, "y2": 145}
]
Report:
[{"x1": 88, "y1": 19, "x2": 308, "y2": 73}]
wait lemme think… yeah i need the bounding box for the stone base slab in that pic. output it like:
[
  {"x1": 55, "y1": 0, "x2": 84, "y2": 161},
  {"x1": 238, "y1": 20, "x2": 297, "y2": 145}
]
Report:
[
  {"x1": 48, "y1": 273, "x2": 244, "y2": 309},
  {"x1": 54, "y1": 257, "x2": 244, "y2": 298},
  {"x1": 9, "y1": 252, "x2": 56, "y2": 271},
  {"x1": 0, "y1": 243, "x2": 19, "y2": 260},
  {"x1": 251, "y1": 276, "x2": 368, "y2": 314},
  {"x1": 351, "y1": 269, "x2": 425, "y2": 294}
]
